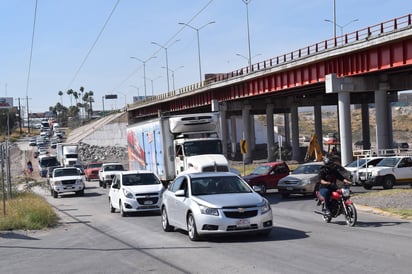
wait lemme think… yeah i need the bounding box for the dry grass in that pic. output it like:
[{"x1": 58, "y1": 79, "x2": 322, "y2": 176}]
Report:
[{"x1": 0, "y1": 192, "x2": 59, "y2": 230}]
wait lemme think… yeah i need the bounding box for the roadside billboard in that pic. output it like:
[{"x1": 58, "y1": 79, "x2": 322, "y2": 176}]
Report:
[{"x1": 0, "y1": 97, "x2": 13, "y2": 109}]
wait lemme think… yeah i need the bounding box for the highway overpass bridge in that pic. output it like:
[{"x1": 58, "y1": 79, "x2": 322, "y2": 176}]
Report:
[{"x1": 126, "y1": 14, "x2": 412, "y2": 165}]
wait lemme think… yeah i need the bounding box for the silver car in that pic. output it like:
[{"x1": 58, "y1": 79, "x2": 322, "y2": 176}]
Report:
[
  {"x1": 161, "y1": 172, "x2": 273, "y2": 241},
  {"x1": 278, "y1": 162, "x2": 351, "y2": 198}
]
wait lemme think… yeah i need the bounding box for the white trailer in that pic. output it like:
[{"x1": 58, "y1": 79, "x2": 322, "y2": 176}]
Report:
[{"x1": 127, "y1": 112, "x2": 229, "y2": 182}]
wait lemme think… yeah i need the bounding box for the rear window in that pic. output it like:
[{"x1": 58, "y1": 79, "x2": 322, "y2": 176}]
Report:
[{"x1": 122, "y1": 173, "x2": 160, "y2": 186}]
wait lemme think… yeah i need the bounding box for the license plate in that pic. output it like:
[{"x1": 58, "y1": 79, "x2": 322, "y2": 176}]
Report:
[
  {"x1": 236, "y1": 219, "x2": 250, "y2": 227},
  {"x1": 286, "y1": 187, "x2": 293, "y2": 191},
  {"x1": 144, "y1": 200, "x2": 153, "y2": 205}
]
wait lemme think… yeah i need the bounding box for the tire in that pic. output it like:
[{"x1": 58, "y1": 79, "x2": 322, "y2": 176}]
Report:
[
  {"x1": 99, "y1": 180, "x2": 102, "y2": 187},
  {"x1": 120, "y1": 201, "x2": 127, "y2": 217},
  {"x1": 161, "y1": 207, "x2": 174, "y2": 232},
  {"x1": 382, "y1": 176, "x2": 395, "y2": 189},
  {"x1": 109, "y1": 198, "x2": 115, "y2": 213},
  {"x1": 52, "y1": 190, "x2": 58, "y2": 198},
  {"x1": 280, "y1": 192, "x2": 290, "y2": 198},
  {"x1": 259, "y1": 184, "x2": 267, "y2": 194},
  {"x1": 103, "y1": 182, "x2": 107, "y2": 189},
  {"x1": 77, "y1": 189, "x2": 84, "y2": 196},
  {"x1": 322, "y1": 212, "x2": 332, "y2": 223},
  {"x1": 345, "y1": 204, "x2": 357, "y2": 227},
  {"x1": 187, "y1": 213, "x2": 200, "y2": 241},
  {"x1": 363, "y1": 184, "x2": 372, "y2": 190}
]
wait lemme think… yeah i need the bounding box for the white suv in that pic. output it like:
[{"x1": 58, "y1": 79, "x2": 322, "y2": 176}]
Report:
[
  {"x1": 108, "y1": 170, "x2": 164, "y2": 216},
  {"x1": 98, "y1": 163, "x2": 125, "y2": 188},
  {"x1": 358, "y1": 156, "x2": 412, "y2": 189}
]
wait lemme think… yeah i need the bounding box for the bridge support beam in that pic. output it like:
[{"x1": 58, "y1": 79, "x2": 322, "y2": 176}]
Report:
[
  {"x1": 361, "y1": 103, "x2": 371, "y2": 150},
  {"x1": 230, "y1": 116, "x2": 237, "y2": 159},
  {"x1": 314, "y1": 102, "x2": 323, "y2": 149},
  {"x1": 242, "y1": 105, "x2": 252, "y2": 163},
  {"x1": 337, "y1": 91, "x2": 353, "y2": 166},
  {"x1": 284, "y1": 113, "x2": 290, "y2": 146},
  {"x1": 290, "y1": 103, "x2": 300, "y2": 161},
  {"x1": 375, "y1": 89, "x2": 391, "y2": 149},
  {"x1": 266, "y1": 104, "x2": 275, "y2": 162}
]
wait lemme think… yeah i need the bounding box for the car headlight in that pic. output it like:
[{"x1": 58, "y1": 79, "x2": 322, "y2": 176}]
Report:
[
  {"x1": 122, "y1": 189, "x2": 134, "y2": 199},
  {"x1": 199, "y1": 205, "x2": 219, "y2": 216},
  {"x1": 259, "y1": 199, "x2": 271, "y2": 214},
  {"x1": 53, "y1": 181, "x2": 62, "y2": 186}
]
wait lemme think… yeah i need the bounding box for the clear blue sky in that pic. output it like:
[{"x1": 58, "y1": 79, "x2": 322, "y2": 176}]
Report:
[{"x1": 0, "y1": 0, "x2": 410, "y2": 112}]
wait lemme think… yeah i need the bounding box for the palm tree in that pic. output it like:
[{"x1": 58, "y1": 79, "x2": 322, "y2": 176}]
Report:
[
  {"x1": 73, "y1": 91, "x2": 79, "y2": 105},
  {"x1": 87, "y1": 90, "x2": 94, "y2": 118},
  {"x1": 79, "y1": 86, "x2": 85, "y2": 119},
  {"x1": 67, "y1": 89, "x2": 74, "y2": 106},
  {"x1": 58, "y1": 90, "x2": 63, "y2": 105}
]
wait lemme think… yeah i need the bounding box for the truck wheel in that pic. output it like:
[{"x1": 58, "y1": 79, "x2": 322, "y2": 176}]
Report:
[
  {"x1": 52, "y1": 190, "x2": 58, "y2": 198},
  {"x1": 382, "y1": 176, "x2": 395, "y2": 189},
  {"x1": 77, "y1": 189, "x2": 84, "y2": 196}
]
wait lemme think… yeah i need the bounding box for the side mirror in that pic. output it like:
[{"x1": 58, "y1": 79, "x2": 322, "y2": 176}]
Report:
[
  {"x1": 253, "y1": 185, "x2": 262, "y2": 193},
  {"x1": 175, "y1": 189, "x2": 185, "y2": 197}
]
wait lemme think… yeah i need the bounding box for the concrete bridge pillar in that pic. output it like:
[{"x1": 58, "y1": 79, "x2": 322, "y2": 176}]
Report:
[
  {"x1": 219, "y1": 105, "x2": 228, "y2": 157},
  {"x1": 266, "y1": 104, "x2": 275, "y2": 162},
  {"x1": 242, "y1": 104, "x2": 252, "y2": 163},
  {"x1": 230, "y1": 116, "x2": 237, "y2": 159},
  {"x1": 250, "y1": 115, "x2": 256, "y2": 152},
  {"x1": 375, "y1": 90, "x2": 390, "y2": 149},
  {"x1": 290, "y1": 103, "x2": 300, "y2": 161},
  {"x1": 338, "y1": 91, "x2": 353, "y2": 166},
  {"x1": 284, "y1": 113, "x2": 290, "y2": 146},
  {"x1": 314, "y1": 102, "x2": 323, "y2": 149},
  {"x1": 361, "y1": 103, "x2": 371, "y2": 149}
]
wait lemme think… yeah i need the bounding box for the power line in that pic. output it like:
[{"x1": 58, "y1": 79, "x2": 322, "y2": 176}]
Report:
[
  {"x1": 25, "y1": 0, "x2": 38, "y2": 98},
  {"x1": 66, "y1": 0, "x2": 121, "y2": 89}
]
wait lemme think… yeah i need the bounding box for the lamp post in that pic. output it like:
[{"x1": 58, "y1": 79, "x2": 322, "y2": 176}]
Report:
[
  {"x1": 178, "y1": 21, "x2": 215, "y2": 83},
  {"x1": 151, "y1": 39, "x2": 179, "y2": 93},
  {"x1": 241, "y1": 0, "x2": 253, "y2": 71},
  {"x1": 162, "y1": 65, "x2": 184, "y2": 91},
  {"x1": 129, "y1": 85, "x2": 140, "y2": 102},
  {"x1": 324, "y1": 18, "x2": 358, "y2": 42},
  {"x1": 143, "y1": 76, "x2": 162, "y2": 97},
  {"x1": 236, "y1": 53, "x2": 261, "y2": 65},
  {"x1": 130, "y1": 56, "x2": 156, "y2": 98}
]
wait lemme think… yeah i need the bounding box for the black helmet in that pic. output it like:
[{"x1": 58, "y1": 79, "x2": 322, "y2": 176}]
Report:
[{"x1": 323, "y1": 157, "x2": 334, "y2": 166}]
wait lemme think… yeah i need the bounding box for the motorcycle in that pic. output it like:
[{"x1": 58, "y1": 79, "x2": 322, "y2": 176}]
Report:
[{"x1": 315, "y1": 185, "x2": 357, "y2": 226}]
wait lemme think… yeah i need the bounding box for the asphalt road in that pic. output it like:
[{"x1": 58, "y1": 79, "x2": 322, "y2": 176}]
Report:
[{"x1": 1, "y1": 181, "x2": 411, "y2": 274}]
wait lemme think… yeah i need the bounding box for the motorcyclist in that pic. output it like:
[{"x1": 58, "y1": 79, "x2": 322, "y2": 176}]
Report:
[{"x1": 318, "y1": 158, "x2": 351, "y2": 215}]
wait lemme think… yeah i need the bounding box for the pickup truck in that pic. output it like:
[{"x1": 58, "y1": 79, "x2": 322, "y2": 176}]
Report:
[
  {"x1": 98, "y1": 162, "x2": 125, "y2": 188},
  {"x1": 49, "y1": 167, "x2": 85, "y2": 198},
  {"x1": 358, "y1": 156, "x2": 412, "y2": 189},
  {"x1": 84, "y1": 162, "x2": 103, "y2": 181}
]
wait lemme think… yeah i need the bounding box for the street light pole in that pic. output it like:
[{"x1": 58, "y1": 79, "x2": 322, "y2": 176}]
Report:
[
  {"x1": 129, "y1": 85, "x2": 140, "y2": 102},
  {"x1": 241, "y1": 0, "x2": 253, "y2": 71},
  {"x1": 162, "y1": 65, "x2": 184, "y2": 91},
  {"x1": 324, "y1": 18, "x2": 359, "y2": 38},
  {"x1": 151, "y1": 40, "x2": 179, "y2": 93},
  {"x1": 179, "y1": 21, "x2": 215, "y2": 83},
  {"x1": 130, "y1": 56, "x2": 156, "y2": 98}
]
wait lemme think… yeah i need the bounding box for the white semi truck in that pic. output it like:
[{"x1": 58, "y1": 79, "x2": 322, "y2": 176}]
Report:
[
  {"x1": 127, "y1": 112, "x2": 229, "y2": 183},
  {"x1": 56, "y1": 143, "x2": 80, "y2": 167}
]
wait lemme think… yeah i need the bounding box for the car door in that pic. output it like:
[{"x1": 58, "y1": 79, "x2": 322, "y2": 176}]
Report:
[
  {"x1": 395, "y1": 157, "x2": 412, "y2": 183},
  {"x1": 110, "y1": 175, "x2": 121, "y2": 209},
  {"x1": 268, "y1": 164, "x2": 288, "y2": 188}
]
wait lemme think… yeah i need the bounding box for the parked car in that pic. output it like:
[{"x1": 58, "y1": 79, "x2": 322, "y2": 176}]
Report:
[
  {"x1": 393, "y1": 142, "x2": 409, "y2": 151},
  {"x1": 84, "y1": 162, "x2": 103, "y2": 181},
  {"x1": 278, "y1": 162, "x2": 351, "y2": 198},
  {"x1": 161, "y1": 172, "x2": 273, "y2": 241},
  {"x1": 344, "y1": 157, "x2": 384, "y2": 185},
  {"x1": 242, "y1": 162, "x2": 290, "y2": 193},
  {"x1": 109, "y1": 170, "x2": 164, "y2": 216},
  {"x1": 358, "y1": 156, "x2": 412, "y2": 189}
]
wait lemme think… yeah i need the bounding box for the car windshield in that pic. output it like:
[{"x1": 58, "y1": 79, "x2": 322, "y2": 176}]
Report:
[
  {"x1": 183, "y1": 140, "x2": 223, "y2": 156},
  {"x1": 346, "y1": 159, "x2": 367, "y2": 168},
  {"x1": 88, "y1": 163, "x2": 102, "y2": 168},
  {"x1": 249, "y1": 165, "x2": 271, "y2": 175},
  {"x1": 54, "y1": 168, "x2": 80, "y2": 177},
  {"x1": 122, "y1": 173, "x2": 161, "y2": 186},
  {"x1": 104, "y1": 165, "x2": 124, "y2": 171},
  {"x1": 191, "y1": 176, "x2": 252, "y2": 195},
  {"x1": 292, "y1": 164, "x2": 322, "y2": 174},
  {"x1": 376, "y1": 157, "x2": 399, "y2": 167}
]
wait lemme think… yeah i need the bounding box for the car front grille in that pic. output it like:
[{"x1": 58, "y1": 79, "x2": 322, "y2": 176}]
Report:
[
  {"x1": 227, "y1": 224, "x2": 258, "y2": 231},
  {"x1": 223, "y1": 210, "x2": 258, "y2": 218},
  {"x1": 62, "y1": 180, "x2": 77, "y2": 185},
  {"x1": 136, "y1": 197, "x2": 159, "y2": 204}
]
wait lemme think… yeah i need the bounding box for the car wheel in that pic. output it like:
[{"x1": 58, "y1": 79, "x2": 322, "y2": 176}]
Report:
[
  {"x1": 187, "y1": 213, "x2": 200, "y2": 241},
  {"x1": 280, "y1": 193, "x2": 290, "y2": 198},
  {"x1": 52, "y1": 190, "x2": 58, "y2": 198},
  {"x1": 259, "y1": 184, "x2": 267, "y2": 194},
  {"x1": 77, "y1": 189, "x2": 84, "y2": 196},
  {"x1": 382, "y1": 176, "x2": 395, "y2": 189},
  {"x1": 109, "y1": 198, "x2": 115, "y2": 213},
  {"x1": 363, "y1": 184, "x2": 372, "y2": 190},
  {"x1": 120, "y1": 201, "x2": 127, "y2": 217},
  {"x1": 99, "y1": 180, "x2": 102, "y2": 187},
  {"x1": 103, "y1": 182, "x2": 107, "y2": 189},
  {"x1": 161, "y1": 207, "x2": 174, "y2": 232}
]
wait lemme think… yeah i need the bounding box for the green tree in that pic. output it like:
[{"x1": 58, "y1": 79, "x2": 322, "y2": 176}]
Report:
[
  {"x1": 67, "y1": 89, "x2": 74, "y2": 106},
  {"x1": 58, "y1": 90, "x2": 63, "y2": 105}
]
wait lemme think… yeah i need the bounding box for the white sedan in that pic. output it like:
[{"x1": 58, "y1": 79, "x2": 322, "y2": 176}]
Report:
[
  {"x1": 109, "y1": 170, "x2": 164, "y2": 216},
  {"x1": 161, "y1": 172, "x2": 273, "y2": 241}
]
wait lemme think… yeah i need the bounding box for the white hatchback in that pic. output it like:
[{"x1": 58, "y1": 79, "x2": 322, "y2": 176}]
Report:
[{"x1": 109, "y1": 170, "x2": 164, "y2": 216}]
